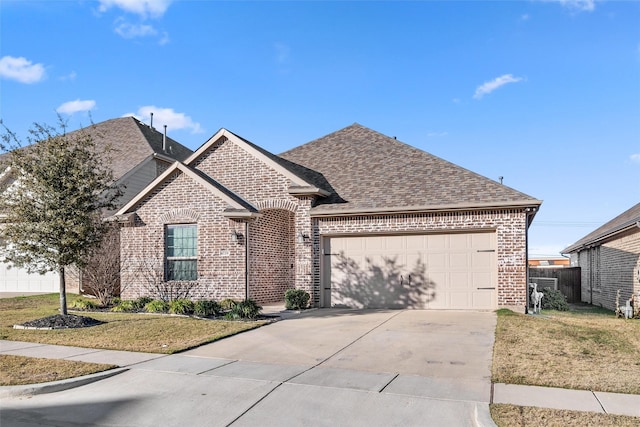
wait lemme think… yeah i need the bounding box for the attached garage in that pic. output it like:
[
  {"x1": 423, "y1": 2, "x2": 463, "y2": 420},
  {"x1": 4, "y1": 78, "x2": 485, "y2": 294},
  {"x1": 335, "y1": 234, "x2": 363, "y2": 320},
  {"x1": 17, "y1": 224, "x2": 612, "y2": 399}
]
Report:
[{"x1": 322, "y1": 232, "x2": 497, "y2": 309}]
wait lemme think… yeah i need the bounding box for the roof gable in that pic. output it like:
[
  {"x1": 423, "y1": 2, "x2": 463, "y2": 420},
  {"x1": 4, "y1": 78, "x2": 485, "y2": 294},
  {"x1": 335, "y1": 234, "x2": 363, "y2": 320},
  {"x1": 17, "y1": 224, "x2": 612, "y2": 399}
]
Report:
[
  {"x1": 185, "y1": 128, "x2": 328, "y2": 195},
  {"x1": 563, "y1": 202, "x2": 640, "y2": 253},
  {"x1": 116, "y1": 162, "x2": 258, "y2": 218},
  {"x1": 280, "y1": 123, "x2": 541, "y2": 214}
]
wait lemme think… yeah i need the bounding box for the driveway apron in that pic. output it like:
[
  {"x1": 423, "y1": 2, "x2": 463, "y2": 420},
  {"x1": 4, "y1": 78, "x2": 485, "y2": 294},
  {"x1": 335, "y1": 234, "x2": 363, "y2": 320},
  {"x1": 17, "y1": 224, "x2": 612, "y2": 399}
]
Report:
[
  {"x1": 184, "y1": 309, "x2": 496, "y2": 404},
  {"x1": 1, "y1": 309, "x2": 498, "y2": 427}
]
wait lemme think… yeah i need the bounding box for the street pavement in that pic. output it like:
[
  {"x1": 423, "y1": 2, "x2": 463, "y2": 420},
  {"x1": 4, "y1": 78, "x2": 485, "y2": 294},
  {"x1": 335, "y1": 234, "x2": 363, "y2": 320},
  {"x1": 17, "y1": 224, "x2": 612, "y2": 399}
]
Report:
[{"x1": 0, "y1": 309, "x2": 498, "y2": 426}]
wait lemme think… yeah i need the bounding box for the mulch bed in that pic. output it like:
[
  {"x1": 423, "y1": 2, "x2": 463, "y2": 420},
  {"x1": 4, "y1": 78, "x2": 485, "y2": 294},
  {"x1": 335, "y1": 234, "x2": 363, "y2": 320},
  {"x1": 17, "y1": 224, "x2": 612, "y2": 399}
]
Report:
[{"x1": 14, "y1": 314, "x2": 104, "y2": 330}]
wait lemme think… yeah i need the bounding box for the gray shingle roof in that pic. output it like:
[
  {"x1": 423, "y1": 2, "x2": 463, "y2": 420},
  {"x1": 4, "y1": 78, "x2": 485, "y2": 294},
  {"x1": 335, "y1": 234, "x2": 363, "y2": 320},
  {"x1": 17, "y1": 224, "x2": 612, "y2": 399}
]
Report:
[
  {"x1": 82, "y1": 117, "x2": 193, "y2": 180},
  {"x1": 0, "y1": 117, "x2": 193, "y2": 182},
  {"x1": 280, "y1": 123, "x2": 541, "y2": 214},
  {"x1": 563, "y1": 202, "x2": 640, "y2": 253}
]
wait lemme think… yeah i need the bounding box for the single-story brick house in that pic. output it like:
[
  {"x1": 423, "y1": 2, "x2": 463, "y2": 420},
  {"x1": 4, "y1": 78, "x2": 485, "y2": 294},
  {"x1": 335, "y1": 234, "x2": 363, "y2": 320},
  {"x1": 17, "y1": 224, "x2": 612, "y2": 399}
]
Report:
[
  {"x1": 115, "y1": 124, "x2": 541, "y2": 310},
  {"x1": 562, "y1": 202, "x2": 640, "y2": 311}
]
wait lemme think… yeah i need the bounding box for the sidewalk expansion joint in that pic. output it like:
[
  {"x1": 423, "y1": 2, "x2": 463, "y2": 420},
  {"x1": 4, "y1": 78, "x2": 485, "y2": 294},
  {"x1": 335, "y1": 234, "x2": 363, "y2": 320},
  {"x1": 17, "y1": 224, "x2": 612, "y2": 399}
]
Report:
[{"x1": 592, "y1": 390, "x2": 607, "y2": 414}]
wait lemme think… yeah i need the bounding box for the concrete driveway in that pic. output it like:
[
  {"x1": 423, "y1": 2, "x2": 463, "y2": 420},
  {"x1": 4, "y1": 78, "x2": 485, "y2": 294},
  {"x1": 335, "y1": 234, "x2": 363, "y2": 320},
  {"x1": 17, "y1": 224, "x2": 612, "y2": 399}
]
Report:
[{"x1": 1, "y1": 309, "x2": 497, "y2": 426}]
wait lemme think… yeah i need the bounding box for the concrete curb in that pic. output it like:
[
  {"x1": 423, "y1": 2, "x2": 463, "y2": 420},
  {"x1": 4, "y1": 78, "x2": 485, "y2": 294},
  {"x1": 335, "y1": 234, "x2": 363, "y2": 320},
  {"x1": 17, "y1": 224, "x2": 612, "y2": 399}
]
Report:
[{"x1": 0, "y1": 367, "x2": 128, "y2": 398}]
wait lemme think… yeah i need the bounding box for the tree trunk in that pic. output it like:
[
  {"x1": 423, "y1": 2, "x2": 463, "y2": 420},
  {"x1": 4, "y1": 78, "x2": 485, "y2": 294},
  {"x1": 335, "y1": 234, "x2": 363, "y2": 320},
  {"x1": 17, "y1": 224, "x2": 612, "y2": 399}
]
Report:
[{"x1": 59, "y1": 265, "x2": 68, "y2": 315}]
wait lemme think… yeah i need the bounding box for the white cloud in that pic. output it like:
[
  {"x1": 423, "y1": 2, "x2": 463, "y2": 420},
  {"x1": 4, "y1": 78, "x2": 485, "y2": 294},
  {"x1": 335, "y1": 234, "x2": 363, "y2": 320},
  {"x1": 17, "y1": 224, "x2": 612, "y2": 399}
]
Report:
[
  {"x1": 114, "y1": 20, "x2": 158, "y2": 38},
  {"x1": 124, "y1": 106, "x2": 203, "y2": 134},
  {"x1": 630, "y1": 153, "x2": 640, "y2": 164},
  {"x1": 473, "y1": 74, "x2": 524, "y2": 99},
  {"x1": 539, "y1": 0, "x2": 596, "y2": 12},
  {"x1": 0, "y1": 56, "x2": 46, "y2": 84},
  {"x1": 98, "y1": 0, "x2": 172, "y2": 18},
  {"x1": 56, "y1": 99, "x2": 97, "y2": 115}
]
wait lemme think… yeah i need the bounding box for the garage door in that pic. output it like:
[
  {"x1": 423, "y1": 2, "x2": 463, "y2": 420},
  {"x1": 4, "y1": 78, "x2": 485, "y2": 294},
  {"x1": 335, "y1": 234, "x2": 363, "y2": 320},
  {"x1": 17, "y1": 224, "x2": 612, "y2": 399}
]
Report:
[
  {"x1": 322, "y1": 232, "x2": 496, "y2": 310},
  {"x1": 0, "y1": 265, "x2": 59, "y2": 293}
]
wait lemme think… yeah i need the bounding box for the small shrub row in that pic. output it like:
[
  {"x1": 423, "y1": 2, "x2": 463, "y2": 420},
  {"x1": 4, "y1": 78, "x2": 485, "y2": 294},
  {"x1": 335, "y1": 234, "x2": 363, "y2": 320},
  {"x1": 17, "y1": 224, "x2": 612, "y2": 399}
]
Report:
[
  {"x1": 224, "y1": 299, "x2": 262, "y2": 320},
  {"x1": 108, "y1": 296, "x2": 260, "y2": 319}
]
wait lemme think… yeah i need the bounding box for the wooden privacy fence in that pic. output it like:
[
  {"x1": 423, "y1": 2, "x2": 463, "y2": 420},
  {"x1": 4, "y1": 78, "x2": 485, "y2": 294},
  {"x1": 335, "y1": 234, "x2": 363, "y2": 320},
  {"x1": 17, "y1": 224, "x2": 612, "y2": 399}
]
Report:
[{"x1": 529, "y1": 267, "x2": 581, "y2": 303}]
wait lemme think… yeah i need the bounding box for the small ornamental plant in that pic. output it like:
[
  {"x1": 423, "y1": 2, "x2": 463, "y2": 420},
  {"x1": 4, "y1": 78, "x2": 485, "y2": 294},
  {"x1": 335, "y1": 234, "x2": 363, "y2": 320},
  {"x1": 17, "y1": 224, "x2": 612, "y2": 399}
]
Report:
[{"x1": 284, "y1": 289, "x2": 310, "y2": 310}]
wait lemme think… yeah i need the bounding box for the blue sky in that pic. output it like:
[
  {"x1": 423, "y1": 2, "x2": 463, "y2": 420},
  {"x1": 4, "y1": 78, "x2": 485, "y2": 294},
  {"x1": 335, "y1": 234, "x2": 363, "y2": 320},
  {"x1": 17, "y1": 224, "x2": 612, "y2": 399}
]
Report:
[{"x1": 1, "y1": 0, "x2": 639, "y2": 257}]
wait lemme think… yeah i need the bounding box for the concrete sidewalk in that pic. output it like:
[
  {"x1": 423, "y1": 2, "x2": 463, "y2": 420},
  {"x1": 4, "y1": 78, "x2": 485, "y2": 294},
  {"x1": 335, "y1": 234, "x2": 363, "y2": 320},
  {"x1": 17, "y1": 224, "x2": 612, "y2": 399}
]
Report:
[{"x1": 2, "y1": 339, "x2": 639, "y2": 419}]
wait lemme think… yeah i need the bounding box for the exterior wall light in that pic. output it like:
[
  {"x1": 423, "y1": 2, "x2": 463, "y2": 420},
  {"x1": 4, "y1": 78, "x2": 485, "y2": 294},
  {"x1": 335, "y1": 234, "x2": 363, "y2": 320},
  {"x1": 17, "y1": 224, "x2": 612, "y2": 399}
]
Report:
[
  {"x1": 230, "y1": 231, "x2": 243, "y2": 243},
  {"x1": 297, "y1": 231, "x2": 310, "y2": 244}
]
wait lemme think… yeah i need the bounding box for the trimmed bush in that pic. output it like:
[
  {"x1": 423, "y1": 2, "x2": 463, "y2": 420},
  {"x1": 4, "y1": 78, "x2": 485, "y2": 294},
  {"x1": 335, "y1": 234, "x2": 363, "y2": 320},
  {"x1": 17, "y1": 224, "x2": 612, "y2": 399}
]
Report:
[
  {"x1": 194, "y1": 300, "x2": 221, "y2": 317},
  {"x1": 145, "y1": 299, "x2": 169, "y2": 313},
  {"x1": 133, "y1": 296, "x2": 154, "y2": 311},
  {"x1": 540, "y1": 288, "x2": 569, "y2": 311},
  {"x1": 225, "y1": 299, "x2": 262, "y2": 320},
  {"x1": 70, "y1": 298, "x2": 99, "y2": 311},
  {"x1": 284, "y1": 289, "x2": 310, "y2": 310},
  {"x1": 220, "y1": 298, "x2": 238, "y2": 310},
  {"x1": 169, "y1": 298, "x2": 195, "y2": 315},
  {"x1": 111, "y1": 300, "x2": 135, "y2": 312}
]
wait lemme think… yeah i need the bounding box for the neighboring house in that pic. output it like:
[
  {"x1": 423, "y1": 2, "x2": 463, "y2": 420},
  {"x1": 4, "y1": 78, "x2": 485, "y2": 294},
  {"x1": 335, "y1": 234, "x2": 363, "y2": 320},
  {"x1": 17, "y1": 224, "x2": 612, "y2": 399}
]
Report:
[
  {"x1": 562, "y1": 202, "x2": 640, "y2": 311},
  {"x1": 528, "y1": 256, "x2": 570, "y2": 268},
  {"x1": 115, "y1": 123, "x2": 541, "y2": 311},
  {"x1": 0, "y1": 117, "x2": 193, "y2": 293}
]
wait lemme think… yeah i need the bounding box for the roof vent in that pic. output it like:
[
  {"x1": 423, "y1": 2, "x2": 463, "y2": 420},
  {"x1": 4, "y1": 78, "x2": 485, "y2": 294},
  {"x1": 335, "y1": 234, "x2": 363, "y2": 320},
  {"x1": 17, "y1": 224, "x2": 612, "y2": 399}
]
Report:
[
  {"x1": 163, "y1": 125, "x2": 167, "y2": 153},
  {"x1": 150, "y1": 112, "x2": 154, "y2": 129}
]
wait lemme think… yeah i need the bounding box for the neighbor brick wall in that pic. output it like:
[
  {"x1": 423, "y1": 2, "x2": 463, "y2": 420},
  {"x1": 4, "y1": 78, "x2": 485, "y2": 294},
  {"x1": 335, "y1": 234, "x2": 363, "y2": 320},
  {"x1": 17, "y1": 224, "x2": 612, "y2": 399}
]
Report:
[
  {"x1": 575, "y1": 228, "x2": 640, "y2": 311},
  {"x1": 314, "y1": 209, "x2": 529, "y2": 309}
]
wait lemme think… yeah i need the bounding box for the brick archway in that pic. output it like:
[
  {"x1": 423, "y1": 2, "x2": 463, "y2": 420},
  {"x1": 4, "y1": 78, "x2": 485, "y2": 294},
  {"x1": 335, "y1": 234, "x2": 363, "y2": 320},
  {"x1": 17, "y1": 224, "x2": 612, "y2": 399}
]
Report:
[{"x1": 248, "y1": 209, "x2": 295, "y2": 303}]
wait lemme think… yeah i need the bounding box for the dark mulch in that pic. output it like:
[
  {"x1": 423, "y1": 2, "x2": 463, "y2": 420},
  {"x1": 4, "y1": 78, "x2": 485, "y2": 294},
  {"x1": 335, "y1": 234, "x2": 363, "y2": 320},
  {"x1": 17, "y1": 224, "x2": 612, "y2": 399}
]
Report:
[{"x1": 16, "y1": 314, "x2": 104, "y2": 329}]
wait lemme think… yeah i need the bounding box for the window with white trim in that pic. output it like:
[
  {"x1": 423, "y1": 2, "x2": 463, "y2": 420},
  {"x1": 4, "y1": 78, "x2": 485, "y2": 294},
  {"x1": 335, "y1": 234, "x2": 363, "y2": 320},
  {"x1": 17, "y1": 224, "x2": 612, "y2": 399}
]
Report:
[{"x1": 165, "y1": 224, "x2": 197, "y2": 281}]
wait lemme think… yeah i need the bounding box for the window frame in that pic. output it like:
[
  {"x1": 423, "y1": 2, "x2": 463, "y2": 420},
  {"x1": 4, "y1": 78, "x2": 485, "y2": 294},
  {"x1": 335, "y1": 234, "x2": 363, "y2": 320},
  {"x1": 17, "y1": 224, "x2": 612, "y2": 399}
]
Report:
[{"x1": 165, "y1": 223, "x2": 198, "y2": 282}]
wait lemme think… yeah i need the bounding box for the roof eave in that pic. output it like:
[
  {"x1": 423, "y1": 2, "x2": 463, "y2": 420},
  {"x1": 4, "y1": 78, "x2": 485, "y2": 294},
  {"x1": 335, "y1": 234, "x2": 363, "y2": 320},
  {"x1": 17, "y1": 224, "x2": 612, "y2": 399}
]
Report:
[
  {"x1": 562, "y1": 220, "x2": 640, "y2": 254},
  {"x1": 288, "y1": 186, "x2": 331, "y2": 198},
  {"x1": 310, "y1": 199, "x2": 542, "y2": 217},
  {"x1": 222, "y1": 209, "x2": 262, "y2": 221}
]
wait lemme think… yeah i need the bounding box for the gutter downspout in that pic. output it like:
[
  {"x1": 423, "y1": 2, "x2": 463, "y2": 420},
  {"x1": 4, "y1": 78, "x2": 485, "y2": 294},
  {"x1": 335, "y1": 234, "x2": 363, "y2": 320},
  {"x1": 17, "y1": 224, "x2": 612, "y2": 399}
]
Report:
[
  {"x1": 245, "y1": 221, "x2": 249, "y2": 301},
  {"x1": 525, "y1": 207, "x2": 537, "y2": 314}
]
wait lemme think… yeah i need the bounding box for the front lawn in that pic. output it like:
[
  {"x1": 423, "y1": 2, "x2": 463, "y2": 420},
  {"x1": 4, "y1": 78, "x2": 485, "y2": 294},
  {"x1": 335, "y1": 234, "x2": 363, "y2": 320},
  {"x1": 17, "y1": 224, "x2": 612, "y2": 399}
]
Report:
[
  {"x1": 0, "y1": 293, "x2": 267, "y2": 354},
  {"x1": 0, "y1": 354, "x2": 115, "y2": 386},
  {"x1": 491, "y1": 404, "x2": 640, "y2": 427},
  {"x1": 492, "y1": 306, "x2": 640, "y2": 394}
]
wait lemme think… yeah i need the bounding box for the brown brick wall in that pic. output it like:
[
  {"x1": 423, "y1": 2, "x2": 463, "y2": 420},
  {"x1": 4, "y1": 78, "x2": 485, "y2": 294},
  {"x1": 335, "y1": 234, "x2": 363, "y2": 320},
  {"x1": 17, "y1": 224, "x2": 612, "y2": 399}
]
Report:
[
  {"x1": 314, "y1": 209, "x2": 529, "y2": 309},
  {"x1": 121, "y1": 138, "x2": 312, "y2": 304},
  {"x1": 120, "y1": 171, "x2": 247, "y2": 301},
  {"x1": 248, "y1": 209, "x2": 295, "y2": 304},
  {"x1": 573, "y1": 229, "x2": 640, "y2": 310}
]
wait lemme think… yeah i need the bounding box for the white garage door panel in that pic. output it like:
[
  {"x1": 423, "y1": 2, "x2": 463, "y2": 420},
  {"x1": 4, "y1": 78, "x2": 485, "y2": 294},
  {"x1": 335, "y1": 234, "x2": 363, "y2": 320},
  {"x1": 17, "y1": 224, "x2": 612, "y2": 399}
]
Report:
[
  {"x1": 325, "y1": 232, "x2": 496, "y2": 310},
  {"x1": 0, "y1": 265, "x2": 59, "y2": 293}
]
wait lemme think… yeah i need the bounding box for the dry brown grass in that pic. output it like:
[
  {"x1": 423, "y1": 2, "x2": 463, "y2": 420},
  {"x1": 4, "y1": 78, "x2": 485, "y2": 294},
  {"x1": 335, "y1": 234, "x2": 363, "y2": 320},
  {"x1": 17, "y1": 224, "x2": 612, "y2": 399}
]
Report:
[
  {"x1": 0, "y1": 354, "x2": 115, "y2": 386},
  {"x1": 490, "y1": 404, "x2": 640, "y2": 427},
  {"x1": 492, "y1": 307, "x2": 640, "y2": 394},
  {"x1": 0, "y1": 294, "x2": 267, "y2": 354}
]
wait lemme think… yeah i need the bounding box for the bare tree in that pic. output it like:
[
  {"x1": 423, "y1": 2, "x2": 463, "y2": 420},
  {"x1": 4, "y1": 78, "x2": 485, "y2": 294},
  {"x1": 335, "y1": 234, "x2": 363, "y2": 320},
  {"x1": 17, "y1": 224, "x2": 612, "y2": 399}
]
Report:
[{"x1": 81, "y1": 222, "x2": 128, "y2": 306}]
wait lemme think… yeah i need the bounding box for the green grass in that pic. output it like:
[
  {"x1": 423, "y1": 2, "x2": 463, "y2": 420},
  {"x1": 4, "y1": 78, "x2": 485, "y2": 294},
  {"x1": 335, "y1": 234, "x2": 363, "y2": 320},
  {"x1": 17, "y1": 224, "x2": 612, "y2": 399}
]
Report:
[{"x1": 1, "y1": 293, "x2": 267, "y2": 354}]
